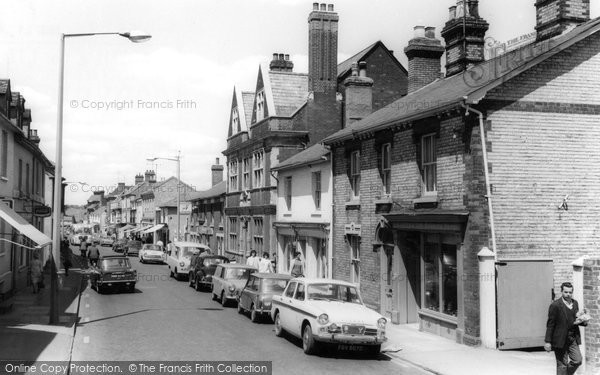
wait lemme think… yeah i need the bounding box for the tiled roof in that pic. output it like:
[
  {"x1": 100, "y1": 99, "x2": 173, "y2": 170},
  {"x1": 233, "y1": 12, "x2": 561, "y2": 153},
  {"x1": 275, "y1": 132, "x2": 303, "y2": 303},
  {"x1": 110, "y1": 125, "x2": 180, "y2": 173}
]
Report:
[
  {"x1": 324, "y1": 17, "x2": 600, "y2": 145},
  {"x1": 337, "y1": 41, "x2": 378, "y2": 78},
  {"x1": 242, "y1": 91, "x2": 254, "y2": 126},
  {"x1": 187, "y1": 180, "x2": 226, "y2": 201},
  {"x1": 268, "y1": 71, "x2": 309, "y2": 117},
  {"x1": 271, "y1": 143, "x2": 329, "y2": 171}
]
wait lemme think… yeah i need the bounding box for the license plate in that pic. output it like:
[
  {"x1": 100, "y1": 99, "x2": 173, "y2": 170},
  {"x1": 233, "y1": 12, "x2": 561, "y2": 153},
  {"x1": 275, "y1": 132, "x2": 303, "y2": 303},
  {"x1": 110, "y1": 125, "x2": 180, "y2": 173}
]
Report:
[
  {"x1": 343, "y1": 325, "x2": 365, "y2": 334},
  {"x1": 338, "y1": 344, "x2": 365, "y2": 352}
]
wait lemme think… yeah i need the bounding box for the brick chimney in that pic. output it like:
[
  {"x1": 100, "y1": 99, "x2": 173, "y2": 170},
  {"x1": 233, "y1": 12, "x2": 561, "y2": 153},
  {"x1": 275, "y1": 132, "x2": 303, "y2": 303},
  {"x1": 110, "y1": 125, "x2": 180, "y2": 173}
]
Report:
[
  {"x1": 211, "y1": 157, "x2": 224, "y2": 186},
  {"x1": 135, "y1": 173, "x2": 144, "y2": 185},
  {"x1": 535, "y1": 0, "x2": 590, "y2": 42},
  {"x1": 144, "y1": 170, "x2": 156, "y2": 184},
  {"x1": 308, "y1": 3, "x2": 339, "y2": 95},
  {"x1": 404, "y1": 26, "x2": 444, "y2": 93},
  {"x1": 343, "y1": 62, "x2": 373, "y2": 126},
  {"x1": 269, "y1": 53, "x2": 294, "y2": 72},
  {"x1": 441, "y1": 0, "x2": 489, "y2": 77}
]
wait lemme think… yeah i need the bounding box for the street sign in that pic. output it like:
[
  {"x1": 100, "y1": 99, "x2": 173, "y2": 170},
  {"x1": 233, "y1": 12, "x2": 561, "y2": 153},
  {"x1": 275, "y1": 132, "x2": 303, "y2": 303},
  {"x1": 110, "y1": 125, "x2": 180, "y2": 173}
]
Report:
[{"x1": 33, "y1": 206, "x2": 52, "y2": 218}]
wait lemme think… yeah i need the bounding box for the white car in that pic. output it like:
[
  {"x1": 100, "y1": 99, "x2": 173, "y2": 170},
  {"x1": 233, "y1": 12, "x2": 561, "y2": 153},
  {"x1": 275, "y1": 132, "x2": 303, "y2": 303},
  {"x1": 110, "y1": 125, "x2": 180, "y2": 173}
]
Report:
[
  {"x1": 139, "y1": 244, "x2": 165, "y2": 264},
  {"x1": 166, "y1": 241, "x2": 210, "y2": 280},
  {"x1": 271, "y1": 278, "x2": 387, "y2": 356}
]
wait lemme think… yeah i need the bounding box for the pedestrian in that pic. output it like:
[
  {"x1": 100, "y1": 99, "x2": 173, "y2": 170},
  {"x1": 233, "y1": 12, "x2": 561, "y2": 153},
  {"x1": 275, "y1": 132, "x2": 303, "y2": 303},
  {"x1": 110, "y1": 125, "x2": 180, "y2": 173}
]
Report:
[
  {"x1": 246, "y1": 250, "x2": 260, "y2": 269},
  {"x1": 79, "y1": 236, "x2": 88, "y2": 258},
  {"x1": 88, "y1": 241, "x2": 100, "y2": 267},
  {"x1": 545, "y1": 281, "x2": 590, "y2": 375},
  {"x1": 60, "y1": 239, "x2": 72, "y2": 276},
  {"x1": 258, "y1": 252, "x2": 274, "y2": 273},
  {"x1": 30, "y1": 252, "x2": 43, "y2": 294},
  {"x1": 290, "y1": 252, "x2": 305, "y2": 278}
]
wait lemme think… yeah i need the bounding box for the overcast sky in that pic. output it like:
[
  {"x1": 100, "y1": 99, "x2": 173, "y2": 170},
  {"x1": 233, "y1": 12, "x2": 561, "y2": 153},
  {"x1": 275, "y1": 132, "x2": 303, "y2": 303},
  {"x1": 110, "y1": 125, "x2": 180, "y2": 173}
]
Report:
[{"x1": 0, "y1": 0, "x2": 597, "y2": 205}]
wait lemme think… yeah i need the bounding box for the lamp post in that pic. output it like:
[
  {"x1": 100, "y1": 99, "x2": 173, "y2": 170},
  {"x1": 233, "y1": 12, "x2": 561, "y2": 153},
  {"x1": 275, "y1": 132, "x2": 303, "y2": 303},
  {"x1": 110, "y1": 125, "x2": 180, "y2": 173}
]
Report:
[
  {"x1": 147, "y1": 151, "x2": 181, "y2": 241},
  {"x1": 51, "y1": 31, "x2": 151, "y2": 324}
]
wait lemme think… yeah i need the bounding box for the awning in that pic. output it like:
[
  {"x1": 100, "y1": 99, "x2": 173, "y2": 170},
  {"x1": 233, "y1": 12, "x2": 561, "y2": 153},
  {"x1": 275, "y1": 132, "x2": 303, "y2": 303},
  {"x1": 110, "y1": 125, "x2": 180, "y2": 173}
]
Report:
[
  {"x1": 131, "y1": 225, "x2": 152, "y2": 233},
  {"x1": 0, "y1": 201, "x2": 52, "y2": 247},
  {"x1": 141, "y1": 223, "x2": 166, "y2": 234}
]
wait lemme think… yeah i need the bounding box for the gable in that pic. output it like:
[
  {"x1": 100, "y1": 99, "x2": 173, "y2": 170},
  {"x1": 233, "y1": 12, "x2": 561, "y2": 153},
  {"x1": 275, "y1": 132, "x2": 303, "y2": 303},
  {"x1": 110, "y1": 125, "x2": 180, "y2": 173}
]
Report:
[{"x1": 251, "y1": 66, "x2": 270, "y2": 124}]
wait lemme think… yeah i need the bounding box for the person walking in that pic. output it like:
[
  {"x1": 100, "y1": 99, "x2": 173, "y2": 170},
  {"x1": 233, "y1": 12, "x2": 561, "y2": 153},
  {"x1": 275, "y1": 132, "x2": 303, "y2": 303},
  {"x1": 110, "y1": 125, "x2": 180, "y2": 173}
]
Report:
[
  {"x1": 246, "y1": 250, "x2": 260, "y2": 269},
  {"x1": 79, "y1": 236, "x2": 88, "y2": 258},
  {"x1": 290, "y1": 252, "x2": 305, "y2": 278},
  {"x1": 87, "y1": 241, "x2": 100, "y2": 267},
  {"x1": 545, "y1": 282, "x2": 590, "y2": 375},
  {"x1": 30, "y1": 252, "x2": 43, "y2": 294},
  {"x1": 60, "y1": 239, "x2": 72, "y2": 276},
  {"x1": 258, "y1": 252, "x2": 274, "y2": 273}
]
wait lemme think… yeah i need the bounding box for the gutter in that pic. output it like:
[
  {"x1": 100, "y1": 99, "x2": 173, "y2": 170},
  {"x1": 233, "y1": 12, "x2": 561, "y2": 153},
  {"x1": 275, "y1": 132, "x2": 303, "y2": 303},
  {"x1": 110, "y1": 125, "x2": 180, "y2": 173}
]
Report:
[{"x1": 460, "y1": 102, "x2": 497, "y2": 260}]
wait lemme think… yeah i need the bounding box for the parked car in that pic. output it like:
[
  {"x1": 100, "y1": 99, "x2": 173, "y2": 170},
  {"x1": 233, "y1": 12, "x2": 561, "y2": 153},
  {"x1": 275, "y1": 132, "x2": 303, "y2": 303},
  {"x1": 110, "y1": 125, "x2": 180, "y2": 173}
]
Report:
[
  {"x1": 271, "y1": 278, "x2": 387, "y2": 356},
  {"x1": 139, "y1": 244, "x2": 165, "y2": 264},
  {"x1": 188, "y1": 255, "x2": 230, "y2": 291},
  {"x1": 99, "y1": 236, "x2": 115, "y2": 247},
  {"x1": 166, "y1": 241, "x2": 211, "y2": 280},
  {"x1": 211, "y1": 264, "x2": 257, "y2": 307},
  {"x1": 125, "y1": 240, "x2": 143, "y2": 256},
  {"x1": 89, "y1": 255, "x2": 136, "y2": 294},
  {"x1": 112, "y1": 238, "x2": 128, "y2": 253},
  {"x1": 237, "y1": 273, "x2": 292, "y2": 322}
]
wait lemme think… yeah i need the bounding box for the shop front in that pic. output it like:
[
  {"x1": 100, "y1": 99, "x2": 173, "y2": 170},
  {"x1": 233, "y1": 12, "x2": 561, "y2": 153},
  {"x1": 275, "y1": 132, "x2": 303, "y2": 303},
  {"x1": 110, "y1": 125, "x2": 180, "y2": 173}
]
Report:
[{"x1": 274, "y1": 222, "x2": 331, "y2": 278}]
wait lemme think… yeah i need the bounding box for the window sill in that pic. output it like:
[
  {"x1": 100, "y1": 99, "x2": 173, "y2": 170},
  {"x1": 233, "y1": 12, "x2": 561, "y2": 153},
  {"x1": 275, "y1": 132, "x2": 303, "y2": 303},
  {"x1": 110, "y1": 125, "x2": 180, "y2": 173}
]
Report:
[
  {"x1": 0, "y1": 177, "x2": 7, "y2": 182},
  {"x1": 375, "y1": 196, "x2": 393, "y2": 205},
  {"x1": 418, "y1": 309, "x2": 458, "y2": 325},
  {"x1": 413, "y1": 194, "x2": 438, "y2": 204},
  {"x1": 310, "y1": 213, "x2": 322, "y2": 218},
  {"x1": 345, "y1": 199, "x2": 361, "y2": 208}
]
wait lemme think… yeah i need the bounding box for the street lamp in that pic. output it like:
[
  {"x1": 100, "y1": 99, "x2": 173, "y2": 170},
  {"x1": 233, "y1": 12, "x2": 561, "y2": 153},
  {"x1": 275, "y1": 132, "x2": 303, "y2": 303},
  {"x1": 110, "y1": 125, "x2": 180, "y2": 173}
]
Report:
[
  {"x1": 51, "y1": 31, "x2": 151, "y2": 324},
  {"x1": 147, "y1": 151, "x2": 181, "y2": 241}
]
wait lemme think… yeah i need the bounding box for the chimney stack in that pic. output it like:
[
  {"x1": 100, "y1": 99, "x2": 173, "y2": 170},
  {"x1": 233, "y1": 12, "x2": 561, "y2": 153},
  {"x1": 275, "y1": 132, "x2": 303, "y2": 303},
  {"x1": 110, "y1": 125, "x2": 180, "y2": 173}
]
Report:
[
  {"x1": 441, "y1": 0, "x2": 489, "y2": 77},
  {"x1": 135, "y1": 173, "x2": 144, "y2": 185},
  {"x1": 269, "y1": 52, "x2": 294, "y2": 72},
  {"x1": 535, "y1": 0, "x2": 590, "y2": 42},
  {"x1": 211, "y1": 157, "x2": 224, "y2": 187},
  {"x1": 308, "y1": 3, "x2": 339, "y2": 95},
  {"x1": 144, "y1": 170, "x2": 156, "y2": 184},
  {"x1": 343, "y1": 61, "x2": 373, "y2": 126},
  {"x1": 405, "y1": 26, "x2": 445, "y2": 93}
]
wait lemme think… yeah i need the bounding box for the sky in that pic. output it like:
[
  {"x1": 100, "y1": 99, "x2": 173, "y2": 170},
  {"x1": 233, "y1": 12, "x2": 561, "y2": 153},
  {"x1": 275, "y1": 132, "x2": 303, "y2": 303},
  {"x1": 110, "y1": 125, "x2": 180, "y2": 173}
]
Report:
[{"x1": 0, "y1": 0, "x2": 597, "y2": 205}]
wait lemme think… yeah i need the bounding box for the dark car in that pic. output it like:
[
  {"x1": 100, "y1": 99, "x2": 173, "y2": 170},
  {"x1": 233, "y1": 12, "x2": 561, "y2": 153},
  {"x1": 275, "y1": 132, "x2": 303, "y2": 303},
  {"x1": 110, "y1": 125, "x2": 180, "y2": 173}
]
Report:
[
  {"x1": 89, "y1": 255, "x2": 136, "y2": 293},
  {"x1": 125, "y1": 240, "x2": 143, "y2": 256},
  {"x1": 112, "y1": 238, "x2": 128, "y2": 253},
  {"x1": 188, "y1": 255, "x2": 230, "y2": 291},
  {"x1": 237, "y1": 273, "x2": 292, "y2": 322}
]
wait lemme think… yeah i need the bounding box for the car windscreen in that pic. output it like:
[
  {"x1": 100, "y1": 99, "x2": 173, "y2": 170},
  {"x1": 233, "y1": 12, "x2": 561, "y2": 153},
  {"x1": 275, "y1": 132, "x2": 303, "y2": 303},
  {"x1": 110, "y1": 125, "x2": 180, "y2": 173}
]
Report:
[
  {"x1": 307, "y1": 283, "x2": 362, "y2": 304},
  {"x1": 143, "y1": 245, "x2": 161, "y2": 251},
  {"x1": 181, "y1": 247, "x2": 202, "y2": 257},
  {"x1": 100, "y1": 258, "x2": 131, "y2": 270},
  {"x1": 224, "y1": 268, "x2": 252, "y2": 280},
  {"x1": 203, "y1": 258, "x2": 227, "y2": 267},
  {"x1": 128, "y1": 241, "x2": 142, "y2": 248},
  {"x1": 261, "y1": 279, "x2": 288, "y2": 293}
]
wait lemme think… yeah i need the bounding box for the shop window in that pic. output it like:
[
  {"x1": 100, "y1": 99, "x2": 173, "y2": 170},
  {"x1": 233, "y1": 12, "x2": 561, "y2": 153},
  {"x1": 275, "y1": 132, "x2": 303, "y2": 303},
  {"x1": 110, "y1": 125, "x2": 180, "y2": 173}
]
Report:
[
  {"x1": 423, "y1": 242, "x2": 457, "y2": 317},
  {"x1": 316, "y1": 238, "x2": 328, "y2": 278}
]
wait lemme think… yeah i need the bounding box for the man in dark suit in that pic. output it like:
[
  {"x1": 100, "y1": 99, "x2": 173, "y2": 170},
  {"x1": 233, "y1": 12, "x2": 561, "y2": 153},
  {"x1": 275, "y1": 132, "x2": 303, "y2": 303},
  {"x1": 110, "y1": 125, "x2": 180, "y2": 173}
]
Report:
[{"x1": 545, "y1": 282, "x2": 587, "y2": 375}]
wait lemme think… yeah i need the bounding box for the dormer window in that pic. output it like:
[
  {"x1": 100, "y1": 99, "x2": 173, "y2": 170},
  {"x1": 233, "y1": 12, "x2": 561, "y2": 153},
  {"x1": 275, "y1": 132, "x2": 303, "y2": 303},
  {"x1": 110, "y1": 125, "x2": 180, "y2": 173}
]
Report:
[
  {"x1": 256, "y1": 90, "x2": 265, "y2": 121},
  {"x1": 232, "y1": 107, "x2": 240, "y2": 133}
]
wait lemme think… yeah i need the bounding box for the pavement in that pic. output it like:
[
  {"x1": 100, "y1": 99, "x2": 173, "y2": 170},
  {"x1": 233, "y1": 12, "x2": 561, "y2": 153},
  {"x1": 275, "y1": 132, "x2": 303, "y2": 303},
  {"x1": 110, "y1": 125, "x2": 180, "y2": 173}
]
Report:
[{"x1": 0, "y1": 256, "x2": 560, "y2": 374}]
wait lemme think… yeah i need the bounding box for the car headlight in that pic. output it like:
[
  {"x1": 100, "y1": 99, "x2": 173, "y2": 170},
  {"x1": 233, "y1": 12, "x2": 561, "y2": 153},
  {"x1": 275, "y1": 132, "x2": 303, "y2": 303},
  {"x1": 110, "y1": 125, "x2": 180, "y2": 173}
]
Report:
[
  {"x1": 317, "y1": 313, "x2": 329, "y2": 325},
  {"x1": 228, "y1": 285, "x2": 236, "y2": 292},
  {"x1": 377, "y1": 317, "x2": 387, "y2": 329},
  {"x1": 179, "y1": 262, "x2": 185, "y2": 267},
  {"x1": 327, "y1": 323, "x2": 340, "y2": 333}
]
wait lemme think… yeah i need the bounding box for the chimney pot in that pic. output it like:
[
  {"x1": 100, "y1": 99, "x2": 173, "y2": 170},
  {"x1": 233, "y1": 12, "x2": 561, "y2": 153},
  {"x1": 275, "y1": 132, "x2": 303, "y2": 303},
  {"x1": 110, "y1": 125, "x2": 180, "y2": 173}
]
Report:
[
  {"x1": 351, "y1": 62, "x2": 359, "y2": 77},
  {"x1": 313, "y1": 2, "x2": 319, "y2": 10},
  {"x1": 216, "y1": 157, "x2": 220, "y2": 165},
  {"x1": 278, "y1": 53, "x2": 284, "y2": 60},
  {"x1": 413, "y1": 25, "x2": 426, "y2": 38},
  {"x1": 358, "y1": 61, "x2": 367, "y2": 77},
  {"x1": 284, "y1": 54, "x2": 290, "y2": 60},
  {"x1": 425, "y1": 27, "x2": 436, "y2": 38},
  {"x1": 468, "y1": 0, "x2": 480, "y2": 18},
  {"x1": 272, "y1": 53, "x2": 278, "y2": 60},
  {"x1": 328, "y1": 4, "x2": 334, "y2": 11},
  {"x1": 456, "y1": 0, "x2": 465, "y2": 18},
  {"x1": 449, "y1": 6, "x2": 456, "y2": 20},
  {"x1": 320, "y1": 3, "x2": 326, "y2": 11}
]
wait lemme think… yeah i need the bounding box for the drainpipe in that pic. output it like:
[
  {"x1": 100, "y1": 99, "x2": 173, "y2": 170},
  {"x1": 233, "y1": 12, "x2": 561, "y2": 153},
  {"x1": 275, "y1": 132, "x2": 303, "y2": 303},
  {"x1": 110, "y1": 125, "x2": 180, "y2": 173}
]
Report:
[{"x1": 461, "y1": 102, "x2": 497, "y2": 259}]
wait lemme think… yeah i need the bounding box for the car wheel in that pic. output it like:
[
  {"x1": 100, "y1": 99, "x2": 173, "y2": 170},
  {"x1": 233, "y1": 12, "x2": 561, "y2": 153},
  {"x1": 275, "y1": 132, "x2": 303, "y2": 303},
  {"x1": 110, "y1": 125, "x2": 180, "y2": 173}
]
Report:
[
  {"x1": 302, "y1": 324, "x2": 317, "y2": 355},
  {"x1": 129, "y1": 284, "x2": 136, "y2": 293},
  {"x1": 174, "y1": 269, "x2": 180, "y2": 281},
  {"x1": 250, "y1": 304, "x2": 259, "y2": 323},
  {"x1": 140, "y1": 257, "x2": 144, "y2": 264},
  {"x1": 274, "y1": 312, "x2": 284, "y2": 337},
  {"x1": 237, "y1": 302, "x2": 244, "y2": 314},
  {"x1": 188, "y1": 274, "x2": 194, "y2": 287},
  {"x1": 169, "y1": 268, "x2": 174, "y2": 278},
  {"x1": 221, "y1": 292, "x2": 227, "y2": 307},
  {"x1": 97, "y1": 284, "x2": 103, "y2": 294}
]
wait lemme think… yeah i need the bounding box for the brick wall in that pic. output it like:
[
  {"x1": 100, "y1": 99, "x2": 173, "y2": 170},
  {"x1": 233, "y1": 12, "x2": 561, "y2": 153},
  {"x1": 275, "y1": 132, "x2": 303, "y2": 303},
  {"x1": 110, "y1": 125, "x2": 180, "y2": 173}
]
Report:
[{"x1": 583, "y1": 257, "x2": 600, "y2": 374}]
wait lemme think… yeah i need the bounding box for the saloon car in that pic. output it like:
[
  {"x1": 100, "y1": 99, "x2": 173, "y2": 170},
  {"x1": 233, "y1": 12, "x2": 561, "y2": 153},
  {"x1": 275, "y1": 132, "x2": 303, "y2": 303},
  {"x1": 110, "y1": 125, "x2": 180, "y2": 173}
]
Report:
[
  {"x1": 211, "y1": 264, "x2": 256, "y2": 307},
  {"x1": 271, "y1": 278, "x2": 387, "y2": 355},
  {"x1": 139, "y1": 244, "x2": 165, "y2": 264},
  {"x1": 188, "y1": 254, "x2": 230, "y2": 291},
  {"x1": 99, "y1": 236, "x2": 115, "y2": 247},
  {"x1": 125, "y1": 240, "x2": 143, "y2": 256},
  {"x1": 166, "y1": 241, "x2": 211, "y2": 280},
  {"x1": 112, "y1": 238, "x2": 128, "y2": 253},
  {"x1": 89, "y1": 255, "x2": 136, "y2": 293},
  {"x1": 237, "y1": 273, "x2": 292, "y2": 322}
]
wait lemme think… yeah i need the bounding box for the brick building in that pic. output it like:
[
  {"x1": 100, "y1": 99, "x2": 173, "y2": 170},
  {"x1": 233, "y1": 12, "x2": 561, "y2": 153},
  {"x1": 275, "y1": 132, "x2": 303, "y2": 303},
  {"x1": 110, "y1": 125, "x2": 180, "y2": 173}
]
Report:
[
  {"x1": 222, "y1": 3, "x2": 407, "y2": 262},
  {"x1": 323, "y1": 0, "x2": 600, "y2": 346}
]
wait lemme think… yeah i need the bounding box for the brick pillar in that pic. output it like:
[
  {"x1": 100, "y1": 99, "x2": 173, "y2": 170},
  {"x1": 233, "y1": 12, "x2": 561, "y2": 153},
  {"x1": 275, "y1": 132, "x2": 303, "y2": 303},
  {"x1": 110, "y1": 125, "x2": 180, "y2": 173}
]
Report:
[{"x1": 583, "y1": 257, "x2": 600, "y2": 374}]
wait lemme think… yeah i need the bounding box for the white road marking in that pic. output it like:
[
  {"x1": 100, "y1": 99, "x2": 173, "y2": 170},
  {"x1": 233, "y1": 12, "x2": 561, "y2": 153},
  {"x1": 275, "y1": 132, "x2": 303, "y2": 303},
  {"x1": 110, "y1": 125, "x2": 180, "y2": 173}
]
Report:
[{"x1": 83, "y1": 336, "x2": 90, "y2": 344}]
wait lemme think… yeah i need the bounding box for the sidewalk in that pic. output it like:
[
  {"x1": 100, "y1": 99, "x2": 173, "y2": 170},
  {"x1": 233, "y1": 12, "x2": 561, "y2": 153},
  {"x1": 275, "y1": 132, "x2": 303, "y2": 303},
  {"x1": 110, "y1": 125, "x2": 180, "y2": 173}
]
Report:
[
  {"x1": 0, "y1": 260, "x2": 85, "y2": 361},
  {"x1": 382, "y1": 323, "x2": 555, "y2": 375}
]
